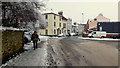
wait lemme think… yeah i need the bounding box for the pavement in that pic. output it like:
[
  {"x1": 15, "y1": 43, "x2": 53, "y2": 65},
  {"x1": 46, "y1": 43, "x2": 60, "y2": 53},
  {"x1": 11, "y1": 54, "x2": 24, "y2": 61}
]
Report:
[
  {"x1": 2, "y1": 41, "x2": 48, "y2": 66},
  {"x1": 23, "y1": 36, "x2": 49, "y2": 50}
]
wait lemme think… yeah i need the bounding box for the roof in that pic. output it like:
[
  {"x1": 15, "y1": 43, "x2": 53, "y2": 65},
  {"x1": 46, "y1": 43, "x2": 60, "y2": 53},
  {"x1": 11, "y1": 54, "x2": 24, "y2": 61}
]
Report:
[
  {"x1": 89, "y1": 13, "x2": 110, "y2": 23},
  {"x1": 42, "y1": 11, "x2": 61, "y2": 16},
  {"x1": 42, "y1": 11, "x2": 68, "y2": 21},
  {"x1": 62, "y1": 16, "x2": 68, "y2": 21},
  {"x1": 95, "y1": 13, "x2": 110, "y2": 22}
]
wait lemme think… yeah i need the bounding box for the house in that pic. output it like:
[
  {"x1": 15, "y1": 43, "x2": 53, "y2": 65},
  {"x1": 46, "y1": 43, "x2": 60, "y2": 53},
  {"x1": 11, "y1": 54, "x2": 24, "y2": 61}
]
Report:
[
  {"x1": 67, "y1": 18, "x2": 72, "y2": 33},
  {"x1": 72, "y1": 22, "x2": 78, "y2": 33},
  {"x1": 88, "y1": 13, "x2": 110, "y2": 32},
  {"x1": 84, "y1": 19, "x2": 89, "y2": 33},
  {"x1": 58, "y1": 11, "x2": 68, "y2": 36},
  {"x1": 78, "y1": 24, "x2": 85, "y2": 35},
  {"x1": 38, "y1": 11, "x2": 68, "y2": 36}
]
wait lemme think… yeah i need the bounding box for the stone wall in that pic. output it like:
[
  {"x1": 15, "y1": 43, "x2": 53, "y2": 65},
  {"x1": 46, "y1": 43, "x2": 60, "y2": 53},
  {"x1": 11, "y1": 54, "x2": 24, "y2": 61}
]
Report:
[{"x1": 0, "y1": 30, "x2": 2, "y2": 65}]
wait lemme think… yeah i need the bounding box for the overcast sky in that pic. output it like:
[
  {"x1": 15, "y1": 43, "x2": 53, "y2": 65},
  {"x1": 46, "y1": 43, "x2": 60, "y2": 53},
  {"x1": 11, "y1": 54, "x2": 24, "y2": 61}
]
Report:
[{"x1": 46, "y1": 0, "x2": 119, "y2": 24}]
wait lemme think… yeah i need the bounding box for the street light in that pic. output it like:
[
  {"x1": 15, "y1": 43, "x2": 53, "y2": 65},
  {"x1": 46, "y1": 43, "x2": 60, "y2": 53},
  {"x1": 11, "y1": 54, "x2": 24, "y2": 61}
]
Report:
[
  {"x1": 81, "y1": 13, "x2": 84, "y2": 36},
  {"x1": 82, "y1": 13, "x2": 84, "y2": 23}
]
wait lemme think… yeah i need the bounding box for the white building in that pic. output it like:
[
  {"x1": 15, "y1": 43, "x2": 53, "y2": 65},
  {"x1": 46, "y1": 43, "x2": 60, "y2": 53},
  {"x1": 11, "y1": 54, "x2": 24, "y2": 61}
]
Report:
[
  {"x1": 78, "y1": 24, "x2": 85, "y2": 35},
  {"x1": 72, "y1": 22, "x2": 79, "y2": 34},
  {"x1": 67, "y1": 18, "x2": 72, "y2": 33},
  {"x1": 38, "y1": 11, "x2": 68, "y2": 36}
]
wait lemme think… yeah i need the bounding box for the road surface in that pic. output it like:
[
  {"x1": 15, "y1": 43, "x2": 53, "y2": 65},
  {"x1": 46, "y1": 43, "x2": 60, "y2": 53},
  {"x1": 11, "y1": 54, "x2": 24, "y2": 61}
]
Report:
[{"x1": 5, "y1": 37, "x2": 118, "y2": 66}]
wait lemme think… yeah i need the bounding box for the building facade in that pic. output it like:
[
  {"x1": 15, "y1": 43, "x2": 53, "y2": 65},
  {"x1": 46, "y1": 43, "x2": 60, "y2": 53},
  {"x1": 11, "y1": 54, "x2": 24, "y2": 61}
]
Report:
[
  {"x1": 78, "y1": 24, "x2": 86, "y2": 35},
  {"x1": 67, "y1": 18, "x2": 72, "y2": 33},
  {"x1": 97, "y1": 22, "x2": 120, "y2": 33},
  {"x1": 38, "y1": 11, "x2": 68, "y2": 36},
  {"x1": 88, "y1": 13, "x2": 110, "y2": 32},
  {"x1": 72, "y1": 22, "x2": 79, "y2": 33}
]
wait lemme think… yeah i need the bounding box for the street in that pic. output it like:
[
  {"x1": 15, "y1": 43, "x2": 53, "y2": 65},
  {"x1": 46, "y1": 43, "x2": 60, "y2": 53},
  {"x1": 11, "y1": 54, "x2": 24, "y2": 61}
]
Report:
[
  {"x1": 1, "y1": 1, "x2": 119, "y2": 68},
  {"x1": 5, "y1": 37, "x2": 118, "y2": 66}
]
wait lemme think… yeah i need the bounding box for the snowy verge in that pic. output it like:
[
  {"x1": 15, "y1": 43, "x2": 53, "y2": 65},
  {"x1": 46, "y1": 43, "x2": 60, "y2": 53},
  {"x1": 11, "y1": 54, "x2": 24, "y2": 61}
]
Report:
[
  {"x1": 23, "y1": 42, "x2": 33, "y2": 50},
  {"x1": 23, "y1": 36, "x2": 49, "y2": 50},
  {"x1": 1, "y1": 39, "x2": 48, "y2": 66},
  {"x1": 78, "y1": 37, "x2": 120, "y2": 41}
]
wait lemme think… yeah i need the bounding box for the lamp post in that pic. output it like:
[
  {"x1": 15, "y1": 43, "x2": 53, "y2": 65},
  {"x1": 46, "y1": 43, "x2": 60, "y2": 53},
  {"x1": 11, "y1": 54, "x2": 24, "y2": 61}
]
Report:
[
  {"x1": 82, "y1": 13, "x2": 84, "y2": 23},
  {"x1": 81, "y1": 13, "x2": 84, "y2": 35}
]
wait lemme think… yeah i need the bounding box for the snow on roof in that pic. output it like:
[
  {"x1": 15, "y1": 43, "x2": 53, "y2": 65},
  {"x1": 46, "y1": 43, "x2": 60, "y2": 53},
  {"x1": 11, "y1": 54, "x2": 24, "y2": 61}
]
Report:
[
  {"x1": 42, "y1": 10, "x2": 69, "y2": 21},
  {"x1": 0, "y1": 26, "x2": 26, "y2": 31},
  {"x1": 42, "y1": 11, "x2": 68, "y2": 18},
  {"x1": 63, "y1": 14, "x2": 68, "y2": 19},
  {"x1": 42, "y1": 11, "x2": 60, "y2": 16}
]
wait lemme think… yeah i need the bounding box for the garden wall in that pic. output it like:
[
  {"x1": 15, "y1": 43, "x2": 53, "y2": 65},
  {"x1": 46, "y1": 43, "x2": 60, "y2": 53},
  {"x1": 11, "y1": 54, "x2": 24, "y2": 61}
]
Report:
[{"x1": 2, "y1": 30, "x2": 24, "y2": 63}]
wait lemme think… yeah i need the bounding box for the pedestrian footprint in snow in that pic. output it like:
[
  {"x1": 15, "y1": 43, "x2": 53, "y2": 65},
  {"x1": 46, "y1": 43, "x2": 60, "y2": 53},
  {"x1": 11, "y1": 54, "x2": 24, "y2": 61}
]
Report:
[{"x1": 31, "y1": 31, "x2": 40, "y2": 50}]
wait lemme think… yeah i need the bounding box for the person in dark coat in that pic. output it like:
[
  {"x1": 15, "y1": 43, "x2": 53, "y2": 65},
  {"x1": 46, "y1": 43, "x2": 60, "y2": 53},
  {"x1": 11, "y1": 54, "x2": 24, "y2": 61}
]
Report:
[
  {"x1": 31, "y1": 31, "x2": 40, "y2": 50},
  {"x1": 67, "y1": 30, "x2": 71, "y2": 37}
]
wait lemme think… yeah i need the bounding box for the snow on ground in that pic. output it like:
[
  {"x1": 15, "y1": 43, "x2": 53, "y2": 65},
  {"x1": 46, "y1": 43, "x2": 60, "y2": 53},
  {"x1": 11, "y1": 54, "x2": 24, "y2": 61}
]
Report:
[
  {"x1": 5, "y1": 41, "x2": 48, "y2": 66},
  {"x1": 39, "y1": 35, "x2": 49, "y2": 41},
  {"x1": 24, "y1": 42, "x2": 33, "y2": 50},
  {"x1": 23, "y1": 35, "x2": 62, "y2": 50},
  {"x1": 24, "y1": 35, "x2": 49, "y2": 50},
  {"x1": 0, "y1": 26, "x2": 26, "y2": 31},
  {"x1": 78, "y1": 37, "x2": 120, "y2": 41}
]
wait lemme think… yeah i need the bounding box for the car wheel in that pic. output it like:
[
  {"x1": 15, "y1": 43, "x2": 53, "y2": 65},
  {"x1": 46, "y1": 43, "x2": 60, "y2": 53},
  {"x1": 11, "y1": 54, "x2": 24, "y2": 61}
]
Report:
[
  {"x1": 91, "y1": 36, "x2": 93, "y2": 38},
  {"x1": 89, "y1": 36, "x2": 93, "y2": 38},
  {"x1": 101, "y1": 36, "x2": 105, "y2": 38},
  {"x1": 24, "y1": 37, "x2": 28, "y2": 44}
]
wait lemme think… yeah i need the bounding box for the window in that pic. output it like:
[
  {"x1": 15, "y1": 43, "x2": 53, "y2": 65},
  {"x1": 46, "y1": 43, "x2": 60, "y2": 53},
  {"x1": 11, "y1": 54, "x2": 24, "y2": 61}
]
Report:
[
  {"x1": 59, "y1": 17, "x2": 62, "y2": 21},
  {"x1": 45, "y1": 15, "x2": 48, "y2": 19},
  {"x1": 60, "y1": 30, "x2": 61, "y2": 34},
  {"x1": 59, "y1": 23, "x2": 61, "y2": 27},
  {"x1": 54, "y1": 22, "x2": 56, "y2": 27},
  {"x1": 46, "y1": 22, "x2": 48, "y2": 26},
  {"x1": 92, "y1": 32, "x2": 96, "y2": 35},
  {"x1": 54, "y1": 15, "x2": 56, "y2": 20},
  {"x1": 54, "y1": 29, "x2": 56, "y2": 34},
  {"x1": 94, "y1": 18, "x2": 97, "y2": 21},
  {"x1": 63, "y1": 23, "x2": 66, "y2": 28},
  {"x1": 46, "y1": 29, "x2": 48, "y2": 35}
]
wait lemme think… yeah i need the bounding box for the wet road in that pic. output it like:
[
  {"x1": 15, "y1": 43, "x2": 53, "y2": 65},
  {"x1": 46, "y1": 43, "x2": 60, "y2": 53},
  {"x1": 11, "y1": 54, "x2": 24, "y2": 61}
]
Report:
[
  {"x1": 5, "y1": 37, "x2": 118, "y2": 66},
  {"x1": 59, "y1": 37, "x2": 118, "y2": 66}
]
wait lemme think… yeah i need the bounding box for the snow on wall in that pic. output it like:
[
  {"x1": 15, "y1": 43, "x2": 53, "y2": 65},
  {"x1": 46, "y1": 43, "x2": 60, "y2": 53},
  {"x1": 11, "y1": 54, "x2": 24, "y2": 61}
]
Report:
[{"x1": 0, "y1": 26, "x2": 26, "y2": 31}]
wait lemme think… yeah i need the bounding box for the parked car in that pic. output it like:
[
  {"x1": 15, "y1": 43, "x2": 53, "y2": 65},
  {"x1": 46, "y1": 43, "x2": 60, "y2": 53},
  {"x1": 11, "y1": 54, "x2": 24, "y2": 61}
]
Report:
[
  {"x1": 58, "y1": 33, "x2": 76, "y2": 37},
  {"x1": 58, "y1": 33, "x2": 65, "y2": 37},
  {"x1": 110, "y1": 35, "x2": 120, "y2": 39},
  {"x1": 88, "y1": 31, "x2": 106, "y2": 38},
  {"x1": 70, "y1": 33, "x2": 76, "y2": 36},
  {"x1": 24, "y1": 31, "x2": 32, "y2": 44}
]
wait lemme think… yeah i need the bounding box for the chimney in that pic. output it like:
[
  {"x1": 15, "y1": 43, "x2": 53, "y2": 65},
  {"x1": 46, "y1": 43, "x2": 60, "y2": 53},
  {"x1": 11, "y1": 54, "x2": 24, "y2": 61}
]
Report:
[{"x1": 58, "y1": 11, "x2": 63, "y2": 16}]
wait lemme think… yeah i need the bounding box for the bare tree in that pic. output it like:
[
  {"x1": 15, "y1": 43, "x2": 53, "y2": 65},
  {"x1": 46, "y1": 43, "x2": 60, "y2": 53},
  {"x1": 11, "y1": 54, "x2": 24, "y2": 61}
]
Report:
[{"x1": 1, "y1": 1, "x2": 47, "y2": 30}]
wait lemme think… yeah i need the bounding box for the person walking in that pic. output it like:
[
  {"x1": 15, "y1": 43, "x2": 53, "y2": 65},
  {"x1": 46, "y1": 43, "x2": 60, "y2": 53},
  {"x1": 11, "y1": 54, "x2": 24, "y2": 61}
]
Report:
[
  {"x1": 31, "y1": 31, "x2": 40, "y2": 50},
  {"x1": 67, "y1": 30, "x2": 71, "y2": 37}
]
